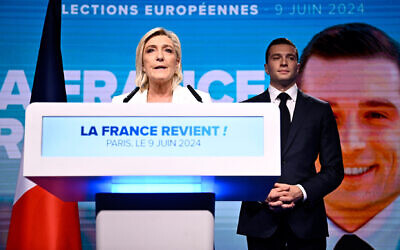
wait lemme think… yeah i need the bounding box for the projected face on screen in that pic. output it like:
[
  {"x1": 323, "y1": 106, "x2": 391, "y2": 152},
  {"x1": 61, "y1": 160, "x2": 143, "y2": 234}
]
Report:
[{"x1": 301, "y1": 56, "x2": 400, "y2": 232}]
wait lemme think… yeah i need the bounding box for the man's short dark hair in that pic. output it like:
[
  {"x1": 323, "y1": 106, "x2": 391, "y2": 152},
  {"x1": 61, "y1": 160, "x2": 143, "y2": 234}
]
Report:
[
  {"x1": 298, "y1": 23, "x2": 400, "y2": 80},
  {"x1": 265, "y1": 38, "x2": 298, "y2": 64}
]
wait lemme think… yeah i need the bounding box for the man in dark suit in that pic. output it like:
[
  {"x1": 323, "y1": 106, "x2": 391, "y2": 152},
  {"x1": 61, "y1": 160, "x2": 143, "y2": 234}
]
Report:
[{"x1": 237, "y1": 38, "x2": 344, "y2": 249}]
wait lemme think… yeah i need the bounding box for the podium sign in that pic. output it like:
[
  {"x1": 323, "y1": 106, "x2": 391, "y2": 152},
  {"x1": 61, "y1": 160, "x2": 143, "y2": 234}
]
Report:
[{"x1": 24, "y1": 103, "x2": 280, "y2": 201}]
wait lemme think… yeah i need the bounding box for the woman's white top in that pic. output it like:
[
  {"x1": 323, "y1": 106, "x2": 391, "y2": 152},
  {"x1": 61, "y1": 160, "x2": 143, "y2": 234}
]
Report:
[{"x1": 112, "y1": 85, "x2": 212, "y2": 104}]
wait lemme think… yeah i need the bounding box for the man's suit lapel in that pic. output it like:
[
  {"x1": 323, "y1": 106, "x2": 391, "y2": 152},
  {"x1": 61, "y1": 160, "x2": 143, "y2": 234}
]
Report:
[
  {"x1": 258, "y1": 90, "x2": 271, "y2": 102},
  {"x1": 257, "y1": 89, "x2": 308, "y2": 156},
  {"x1": 265, "y1": 91, "x2": 271, "y2": 102},
  {"x1": 283, "y1": 90, "x2": 308, "y2": 155}
]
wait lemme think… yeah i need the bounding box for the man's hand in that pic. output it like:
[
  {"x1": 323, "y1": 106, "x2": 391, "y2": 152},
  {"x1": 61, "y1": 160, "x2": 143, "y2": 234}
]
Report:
[{"x1": 265, "y1": 183, "x2": 303, "y2": 211}]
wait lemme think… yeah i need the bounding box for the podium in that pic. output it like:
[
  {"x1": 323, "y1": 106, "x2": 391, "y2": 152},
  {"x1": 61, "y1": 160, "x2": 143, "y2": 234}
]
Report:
[
  {"x1": 23, "y1": 103, "x2": 281, "y2": 249},
  {"x1": 96, "y1": 193, "x2": 215, "y2": 249}
]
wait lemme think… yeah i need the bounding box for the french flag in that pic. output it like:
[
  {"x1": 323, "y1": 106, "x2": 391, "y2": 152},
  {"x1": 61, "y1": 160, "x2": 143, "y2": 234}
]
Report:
[{"x1": 7, "y1": 0, "x2": 81, "y2": 249}]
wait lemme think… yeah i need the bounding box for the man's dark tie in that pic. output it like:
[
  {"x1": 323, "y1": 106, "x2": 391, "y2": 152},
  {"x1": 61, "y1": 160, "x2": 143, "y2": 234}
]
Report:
[
  {"x1": 334, "y1": 234, "x2": 373, "y2": 250},
  {"x1": 278, "y1": 92, "x2": 291, "y2": 152}
]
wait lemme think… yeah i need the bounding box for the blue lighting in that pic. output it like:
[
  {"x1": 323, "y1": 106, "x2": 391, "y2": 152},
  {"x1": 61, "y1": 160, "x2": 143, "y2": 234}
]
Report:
[
  {"x1": 112, "y1": 184, "x2": 202, "y2": 193},
  {"x1": 111, "y1": 176, "x2": 202, "y2": 184}
]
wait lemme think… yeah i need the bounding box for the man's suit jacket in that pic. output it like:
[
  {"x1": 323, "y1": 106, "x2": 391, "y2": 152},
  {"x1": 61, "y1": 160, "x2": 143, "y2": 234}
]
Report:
[{"x1": 237, "y1": 89, "x2": 344, "y2": 239}]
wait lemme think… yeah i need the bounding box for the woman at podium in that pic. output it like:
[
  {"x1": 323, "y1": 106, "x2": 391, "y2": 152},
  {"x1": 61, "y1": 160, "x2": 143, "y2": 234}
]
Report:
[{"x1": 112, "y1": 27, "x2": 211, "y2": 103}]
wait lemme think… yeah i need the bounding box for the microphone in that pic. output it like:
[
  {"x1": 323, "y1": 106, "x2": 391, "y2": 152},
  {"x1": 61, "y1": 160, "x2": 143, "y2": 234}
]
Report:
[
  {"x1": 187, "y1": 85, "x2": 202, "y2": 103},
  {"x1": 123, "y1": 87, "x2": 140, "y2": 103}
]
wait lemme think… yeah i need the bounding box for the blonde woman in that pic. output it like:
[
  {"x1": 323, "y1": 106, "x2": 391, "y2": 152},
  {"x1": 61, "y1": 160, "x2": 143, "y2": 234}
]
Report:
[{"x1": 113, "y1": 27, "x2": 211, "y2": 103}]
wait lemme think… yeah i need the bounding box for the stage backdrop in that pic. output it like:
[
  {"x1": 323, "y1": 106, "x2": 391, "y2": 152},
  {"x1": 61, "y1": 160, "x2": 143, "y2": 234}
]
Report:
[{"x1": 1, "y1": 0, "x2": 400, "y2": 249}]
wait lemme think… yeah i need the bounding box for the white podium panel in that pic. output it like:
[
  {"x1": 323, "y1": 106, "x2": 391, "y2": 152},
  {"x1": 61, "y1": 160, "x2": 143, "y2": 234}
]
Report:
[
  {"x1": 96, "y1": 211, "x2": 214, "y2": 250},
  {"x1": 95, "y1": 192, "x2": 215, "y2": 249},
  {"x1": 23, "y1": 103, "x2": 281, "y2": 201}
]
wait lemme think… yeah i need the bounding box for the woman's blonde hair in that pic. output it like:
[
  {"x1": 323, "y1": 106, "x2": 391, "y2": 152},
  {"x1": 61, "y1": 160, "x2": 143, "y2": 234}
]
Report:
[{"x1": 135, "y1": 27, "x2": 183, "y2": 91}]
